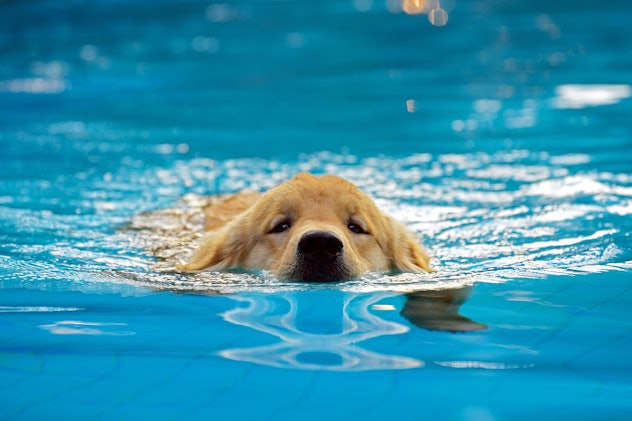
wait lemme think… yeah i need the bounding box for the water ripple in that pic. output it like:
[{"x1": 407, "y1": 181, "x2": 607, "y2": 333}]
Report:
[{"x1": 2, "y1": 151, "x2": 630, "y2": 293}]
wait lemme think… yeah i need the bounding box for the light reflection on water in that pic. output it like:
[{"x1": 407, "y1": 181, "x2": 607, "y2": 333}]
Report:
[
  {"x1": 218, "y1": 292, "x2": 423, "y2": 371},
  {"x1": 217, "y1": 287, "x2": 488, "y2": 371}
]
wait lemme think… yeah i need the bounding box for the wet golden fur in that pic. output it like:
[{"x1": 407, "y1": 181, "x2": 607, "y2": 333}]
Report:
[{"x1": 178, "y1": 173, "x2": 432, "y2": 281}]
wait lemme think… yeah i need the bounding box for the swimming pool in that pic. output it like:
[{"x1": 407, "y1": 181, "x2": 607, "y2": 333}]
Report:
[{"x1": 1, "y1": 0, "x2": 631, "y2": 419}]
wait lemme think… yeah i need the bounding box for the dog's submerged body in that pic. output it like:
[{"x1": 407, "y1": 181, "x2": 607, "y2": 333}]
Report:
[{"x1": 178, "y1": 173, "x2": 433, "y2": 281}]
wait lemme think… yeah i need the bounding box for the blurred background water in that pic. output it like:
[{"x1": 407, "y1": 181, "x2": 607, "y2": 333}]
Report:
[{"x1": 1, "y1": 0, "x2": 631, "y2": 420}]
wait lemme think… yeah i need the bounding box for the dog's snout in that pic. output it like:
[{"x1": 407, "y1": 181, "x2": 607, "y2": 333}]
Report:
[{"x1": 298, "y1": 231, "x2": 343, "y2": 263}]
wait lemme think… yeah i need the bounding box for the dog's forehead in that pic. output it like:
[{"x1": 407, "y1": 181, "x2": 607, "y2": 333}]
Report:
[
  {"x1": 290, "y1": 173, "x2": 359, "y2": 194},
  {"x1": 262, "y1": 174, "x2": 364, "y2": 215}
]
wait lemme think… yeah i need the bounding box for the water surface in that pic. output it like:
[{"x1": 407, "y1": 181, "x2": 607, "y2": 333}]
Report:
[{"x1": 1, "y1": 0, "x2": 631, "y2": 419}]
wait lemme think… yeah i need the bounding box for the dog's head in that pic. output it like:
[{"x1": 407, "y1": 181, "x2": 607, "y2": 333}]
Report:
[{"x1": 178, "y1": 173, "x2": 432, "y2": 281}]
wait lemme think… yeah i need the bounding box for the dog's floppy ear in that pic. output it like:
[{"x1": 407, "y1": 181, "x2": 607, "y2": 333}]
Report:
[
  {"x1": 386, "y1": 218, "x2": 434, "y2": 272},
  {"x1": 177, "y1": 214, "x2": 253, "y2": 272}
]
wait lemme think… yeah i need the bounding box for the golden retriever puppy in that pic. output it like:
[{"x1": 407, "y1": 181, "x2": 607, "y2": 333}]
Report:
[{"x1": 177, "y1": 173, "x2": 433, "y2": 281}]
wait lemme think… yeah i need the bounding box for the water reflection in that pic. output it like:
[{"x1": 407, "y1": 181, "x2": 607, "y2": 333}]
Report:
[{"x1": 218, "y1": 287, "x2": 484, "y2": 371}]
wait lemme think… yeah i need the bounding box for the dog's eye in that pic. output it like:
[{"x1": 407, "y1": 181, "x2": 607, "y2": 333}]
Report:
[
  {"x1": 270, "y1": 221, "x2": 291, "y2": 233},
  {"x1": 347, "y1": 222, "x2": 366, "y2": 234}
]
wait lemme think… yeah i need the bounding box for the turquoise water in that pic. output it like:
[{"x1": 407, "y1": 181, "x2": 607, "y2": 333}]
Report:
[{"x1": 1, "y1": 0, "x2": 632, "y2": 419}]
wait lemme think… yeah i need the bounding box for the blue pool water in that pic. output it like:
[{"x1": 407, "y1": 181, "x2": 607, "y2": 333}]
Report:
[{"x1": 1, "y1": 0, "x2": 632, "y2": 419}]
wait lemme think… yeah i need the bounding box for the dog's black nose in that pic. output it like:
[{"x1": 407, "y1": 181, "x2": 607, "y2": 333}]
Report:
[{"x1": 298, "y1": 231, "x2": 343, "y2": 264}]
